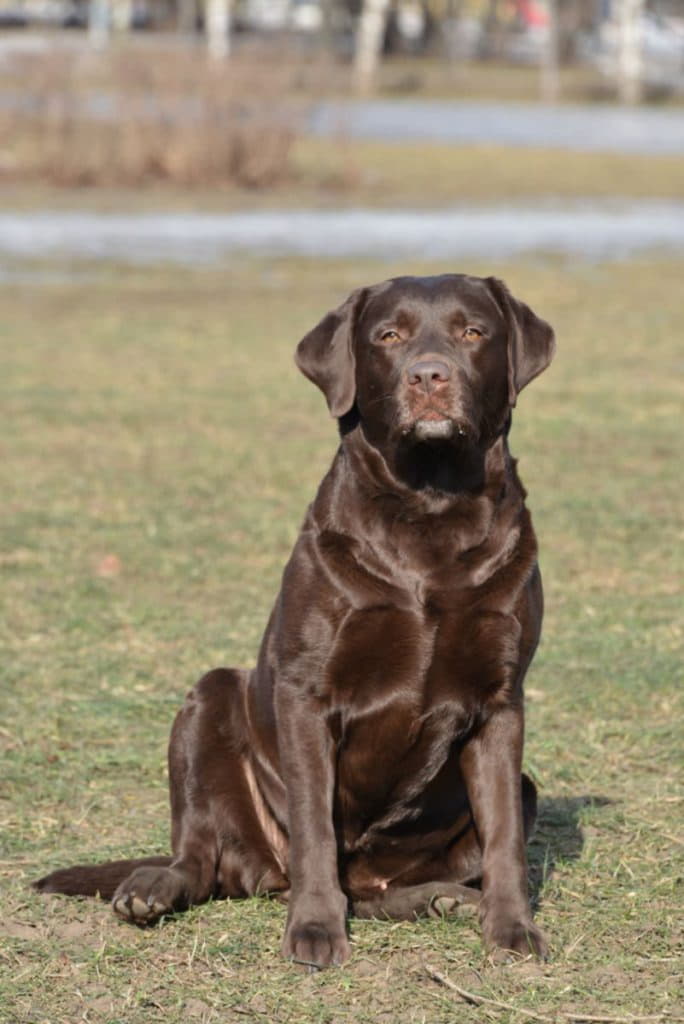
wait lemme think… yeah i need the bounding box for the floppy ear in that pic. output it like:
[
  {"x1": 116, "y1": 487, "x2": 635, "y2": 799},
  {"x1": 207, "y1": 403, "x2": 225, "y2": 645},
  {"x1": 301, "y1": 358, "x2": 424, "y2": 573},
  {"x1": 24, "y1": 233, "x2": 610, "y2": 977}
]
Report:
[
  {"x1": 295, "y1": 288, "x2": 367, "y2": 418},
  {"x1": 486, "y1": 277, "x2": 556, "y2": 406}
]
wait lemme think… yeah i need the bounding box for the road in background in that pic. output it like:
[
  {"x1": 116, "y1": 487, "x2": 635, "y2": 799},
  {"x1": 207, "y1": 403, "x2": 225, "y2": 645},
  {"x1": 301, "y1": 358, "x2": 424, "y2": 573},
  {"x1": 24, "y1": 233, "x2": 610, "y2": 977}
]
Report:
[
  {"x1": 1, "y1": 201, "x2": 683, "y2": 265},
  {"x1": 310, "y1": 100, "x2": 684, "y2": 154}
]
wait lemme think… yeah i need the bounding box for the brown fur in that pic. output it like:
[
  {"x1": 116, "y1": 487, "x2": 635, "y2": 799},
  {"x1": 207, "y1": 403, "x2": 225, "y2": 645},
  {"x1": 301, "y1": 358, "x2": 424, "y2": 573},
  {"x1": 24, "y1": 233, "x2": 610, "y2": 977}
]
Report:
[{"x1": 35, "y1": 273, "x2": 555, "y2": 967}]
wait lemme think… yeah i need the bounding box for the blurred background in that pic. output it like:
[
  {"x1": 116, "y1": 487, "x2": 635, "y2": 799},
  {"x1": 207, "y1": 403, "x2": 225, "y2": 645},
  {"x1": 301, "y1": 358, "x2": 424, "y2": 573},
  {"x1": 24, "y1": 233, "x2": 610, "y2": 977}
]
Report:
[
  {"x1": 1, "y1": 3, "x2": 683, "y2": 1023},
  {"x1": 0, "y1": 0, "x2": 683, "y2": 257},
  {"x1": 1, "y1": 0, "x2": 684, "y2": 197}
]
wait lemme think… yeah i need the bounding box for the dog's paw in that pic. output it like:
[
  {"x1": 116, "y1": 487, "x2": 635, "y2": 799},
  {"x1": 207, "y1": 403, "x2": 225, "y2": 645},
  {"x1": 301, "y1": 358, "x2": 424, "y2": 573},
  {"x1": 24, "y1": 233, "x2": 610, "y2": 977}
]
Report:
[
  {"x1": 426, "y1": 881, "x2": 481, "y2": 919},
  {"x1": 112, "y1": 867, "x2": 185, "y2": 926},
  {"x1": 282, "y1": 919, "x2": 350, "y2": 969},
  {"x1": 428, "y1": 894, "x2": 479, "y2": 919},
  {"x1": 483, "y1": 915, "x2": 548, "y2": 961}
]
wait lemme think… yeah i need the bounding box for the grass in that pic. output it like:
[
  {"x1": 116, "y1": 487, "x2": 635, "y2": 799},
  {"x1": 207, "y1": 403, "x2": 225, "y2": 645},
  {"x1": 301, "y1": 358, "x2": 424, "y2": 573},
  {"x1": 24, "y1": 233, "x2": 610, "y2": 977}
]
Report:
[
  {"x1": 0, "y1": 256, "x2": 682, "y2": 1023},
  {"x1": 290, "y1": 138, "x2": 684, "y2": 203},
  {"x1": 2, "y1": 139, "x2": 684, "y2": 212},
  {"x1": 371, "y1": 55, "x2": 684, "y2": 106}
]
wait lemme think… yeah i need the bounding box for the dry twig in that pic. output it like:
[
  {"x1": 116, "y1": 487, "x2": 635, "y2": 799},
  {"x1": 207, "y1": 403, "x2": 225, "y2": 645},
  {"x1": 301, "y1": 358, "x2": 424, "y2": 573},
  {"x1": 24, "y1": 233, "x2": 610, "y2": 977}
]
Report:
[{"x1": 425, "y1": 964, "x2": 684, "y2": 1023}]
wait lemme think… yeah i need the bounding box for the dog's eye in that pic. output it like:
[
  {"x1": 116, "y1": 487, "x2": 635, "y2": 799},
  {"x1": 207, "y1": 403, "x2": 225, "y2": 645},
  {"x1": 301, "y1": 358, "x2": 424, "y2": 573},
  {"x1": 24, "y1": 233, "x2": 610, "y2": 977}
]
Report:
[
  {"x1": 463, "y1": 327, "x2": 483, "y2": 341},
  {"x1": 380, "y1": 329, "x2": 402, "y2": 343}
]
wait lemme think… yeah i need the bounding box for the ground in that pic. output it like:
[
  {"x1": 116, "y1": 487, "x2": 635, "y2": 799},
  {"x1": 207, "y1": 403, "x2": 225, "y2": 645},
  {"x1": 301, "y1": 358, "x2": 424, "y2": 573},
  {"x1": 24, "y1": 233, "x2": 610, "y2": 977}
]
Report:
[
  {"x1": 0, "y1": 256, "x2": 682, "y2": 1022},
  {"x1": 3, "y1": 140, "x2": 684, "y2": 211}
]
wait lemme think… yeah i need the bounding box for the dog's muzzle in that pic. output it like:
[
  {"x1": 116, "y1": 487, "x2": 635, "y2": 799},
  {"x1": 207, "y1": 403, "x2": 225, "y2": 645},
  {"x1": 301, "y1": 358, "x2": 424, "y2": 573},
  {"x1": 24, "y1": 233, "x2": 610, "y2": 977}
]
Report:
[{"x1": 414, "y1": 419, "x2": 456, "y2": 441}]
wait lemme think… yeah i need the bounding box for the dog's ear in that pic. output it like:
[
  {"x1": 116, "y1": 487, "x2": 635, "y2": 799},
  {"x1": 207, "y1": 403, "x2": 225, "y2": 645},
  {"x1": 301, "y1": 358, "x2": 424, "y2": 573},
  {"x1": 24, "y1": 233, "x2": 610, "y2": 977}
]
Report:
[
  {"x1": 295, "y1": 288, "x2": 367, "y2": 418},
  {"x1": 486, "y1": 277, "x2": 556, "y2": 406}
]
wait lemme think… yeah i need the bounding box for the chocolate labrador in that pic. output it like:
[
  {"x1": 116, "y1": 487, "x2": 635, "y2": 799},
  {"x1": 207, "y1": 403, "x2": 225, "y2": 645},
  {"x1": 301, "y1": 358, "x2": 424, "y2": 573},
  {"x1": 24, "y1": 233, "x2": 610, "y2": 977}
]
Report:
[{"x1": 36, "y1": 273, "x2": 555, "y2": 967}]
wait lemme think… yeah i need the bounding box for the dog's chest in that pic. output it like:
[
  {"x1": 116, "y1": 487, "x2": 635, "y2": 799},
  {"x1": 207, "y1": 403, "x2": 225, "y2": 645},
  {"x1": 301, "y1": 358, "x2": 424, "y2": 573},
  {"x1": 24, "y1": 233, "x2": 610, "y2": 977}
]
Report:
[
  {"x1": 327, "y1": 601, "x2": 522, "y2": 840},
  {"x1": 335, "y1": 695, "x2": 464, "y2": 838},
  {"x1": 326, "y1": 597, "x2": 520, "y2": 707}
]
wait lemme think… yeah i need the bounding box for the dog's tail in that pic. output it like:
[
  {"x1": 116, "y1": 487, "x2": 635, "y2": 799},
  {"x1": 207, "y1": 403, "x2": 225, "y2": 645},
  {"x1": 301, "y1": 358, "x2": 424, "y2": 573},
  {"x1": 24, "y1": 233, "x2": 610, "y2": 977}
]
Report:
[{"x1": 33, "y1": 856, "x2": 172, "y2": 901}]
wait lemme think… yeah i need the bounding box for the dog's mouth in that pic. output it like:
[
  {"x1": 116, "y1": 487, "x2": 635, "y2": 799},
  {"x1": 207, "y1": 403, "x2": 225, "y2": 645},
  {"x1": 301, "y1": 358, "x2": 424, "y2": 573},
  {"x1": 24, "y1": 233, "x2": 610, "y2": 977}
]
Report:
[
  {"x1": 413, "y1": 417, "x2": 456, "y2": 441},
  {"x1": 401, "y1": 388, "x2": 476, "y2": 442},
  {"x1": 402, "y1": 412, "x2": 473, "y2": 443}
]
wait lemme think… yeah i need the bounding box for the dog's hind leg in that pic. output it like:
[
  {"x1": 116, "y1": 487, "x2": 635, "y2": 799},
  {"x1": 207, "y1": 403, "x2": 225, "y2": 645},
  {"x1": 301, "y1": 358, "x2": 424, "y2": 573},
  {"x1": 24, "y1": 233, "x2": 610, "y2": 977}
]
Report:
[
  {"x1": 352, "y1": 773, "x2": 538, "y2": 923},
  {"x1": 112, "y1": 668, "x2": 289, "y2": 926},
  {"x1": 352, "y1": 880, "x2": 480, "y2": 921},
  {"x1": 440, "y1": 770, "x2": 538, "y2": 886}
]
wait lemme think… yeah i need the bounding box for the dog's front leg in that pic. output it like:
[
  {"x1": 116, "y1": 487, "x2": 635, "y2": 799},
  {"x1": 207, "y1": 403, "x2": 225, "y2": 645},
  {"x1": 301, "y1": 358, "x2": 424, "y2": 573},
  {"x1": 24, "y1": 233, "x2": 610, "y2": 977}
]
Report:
[
  {"x1": 460, "y1": 704, "x2": 548, "y2": 959},
  {"x1": 276, "y1": 686, "x2": 349, "y2": 968}
]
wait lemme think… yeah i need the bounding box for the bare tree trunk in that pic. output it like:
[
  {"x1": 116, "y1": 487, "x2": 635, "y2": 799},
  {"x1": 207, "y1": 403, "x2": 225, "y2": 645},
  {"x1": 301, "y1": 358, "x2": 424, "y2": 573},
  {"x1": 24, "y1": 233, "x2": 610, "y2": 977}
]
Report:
[
  {"x1": 442, "y1": 0, "x2": 464, "y2": 63},
  {"x1": 89, "y1": 0, "x2": 111, "y2": 49},
  {"x1": 111, "y1": 0, "x2": 133, "y2": 31},
  {"x1": 353, "y1": 0, "x2": 392, "y2": 95},
  {"x1": 320, "y1": 0, "x2": 335, "y2": 54},
  {"x1": 205, "y1": 0, "x2": 231, "y2": 59},
  {"x1": 178, "y1": 0, "x2": 197, "y2": 34},
  {"x1": 482, "y1": 0, "x2": 500, "y2": 58},
  {"x1": 540, "y1": 0, "x2": 560, "y2": 103},
  {"x1": 617, "y1": 0, "x2": 645, "y2": 104}
]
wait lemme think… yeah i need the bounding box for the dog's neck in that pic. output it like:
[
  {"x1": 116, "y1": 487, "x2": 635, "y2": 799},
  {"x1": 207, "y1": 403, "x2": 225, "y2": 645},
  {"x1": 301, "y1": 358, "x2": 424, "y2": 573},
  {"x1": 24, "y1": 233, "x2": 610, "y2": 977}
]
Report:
[
  {"x1": 392, "y1": 435, "x2": 486, "y2": 494},
  {"x1": 311, "y1": 419, "x2": 528, "y2": 562},
  {"x1": 338, "y1": 417, "x2": 514, "y2": 509}
]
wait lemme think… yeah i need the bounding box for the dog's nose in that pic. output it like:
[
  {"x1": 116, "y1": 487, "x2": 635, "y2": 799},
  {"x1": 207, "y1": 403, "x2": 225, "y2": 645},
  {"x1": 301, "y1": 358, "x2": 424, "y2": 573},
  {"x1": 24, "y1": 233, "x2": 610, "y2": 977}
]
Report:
[{"x1": 407, "y1": 360, "x2": 451, "y2": 391}]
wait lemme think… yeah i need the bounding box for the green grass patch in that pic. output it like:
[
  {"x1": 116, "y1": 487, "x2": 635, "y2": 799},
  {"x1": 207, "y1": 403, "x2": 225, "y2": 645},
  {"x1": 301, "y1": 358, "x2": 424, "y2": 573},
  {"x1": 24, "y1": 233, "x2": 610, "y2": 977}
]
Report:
[
  {"x1": 0, "y1": 257, "x2": 682, "y2": 1022},
  {"x1": 291, "y1": 138, "x2": 684, "y2": 204},
  {"x1": 3, "y1": 138, "x2": 683, "y2": 213}
]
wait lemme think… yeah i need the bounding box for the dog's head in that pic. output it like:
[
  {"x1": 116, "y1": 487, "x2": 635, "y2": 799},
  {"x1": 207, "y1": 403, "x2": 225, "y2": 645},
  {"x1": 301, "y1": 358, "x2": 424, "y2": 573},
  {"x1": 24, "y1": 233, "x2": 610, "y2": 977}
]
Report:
[{"x1": 296, "y1": 274, "x2": 555, "y2": 467}]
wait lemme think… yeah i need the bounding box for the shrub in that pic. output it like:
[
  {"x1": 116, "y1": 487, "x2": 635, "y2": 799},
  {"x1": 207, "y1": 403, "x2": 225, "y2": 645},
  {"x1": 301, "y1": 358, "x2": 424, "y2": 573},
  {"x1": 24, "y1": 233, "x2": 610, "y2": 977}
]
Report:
[{"x1": 0, "y1": 46, "x2": 302, "y2": 187}]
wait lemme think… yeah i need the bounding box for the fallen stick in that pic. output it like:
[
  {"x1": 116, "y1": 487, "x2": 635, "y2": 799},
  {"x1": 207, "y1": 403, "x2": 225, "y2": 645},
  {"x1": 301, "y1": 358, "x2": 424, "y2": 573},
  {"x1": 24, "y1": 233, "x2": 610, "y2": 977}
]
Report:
[{"x1": 425, "y1": 965, "x2": 684, "y2": 1024}]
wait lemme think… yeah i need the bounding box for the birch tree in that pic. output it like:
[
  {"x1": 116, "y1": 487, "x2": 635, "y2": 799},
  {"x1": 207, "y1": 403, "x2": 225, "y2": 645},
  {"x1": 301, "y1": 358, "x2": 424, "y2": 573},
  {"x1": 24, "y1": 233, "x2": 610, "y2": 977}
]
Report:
[
  {"x1": 540, "y1": 0, "x2": 560, "y2": 103},
  {"x1": 206, "y1": 0, "x2": 231, "y2": 59},
  {"x1": 617, "y1": 0, "x2": 645, "y2": 104},
  {"x1": 353, "y1": 0, "x2": 392, "y2": 95},
  {"x1": 89, "y1": 0, "x2": 111, "y2": 48}
]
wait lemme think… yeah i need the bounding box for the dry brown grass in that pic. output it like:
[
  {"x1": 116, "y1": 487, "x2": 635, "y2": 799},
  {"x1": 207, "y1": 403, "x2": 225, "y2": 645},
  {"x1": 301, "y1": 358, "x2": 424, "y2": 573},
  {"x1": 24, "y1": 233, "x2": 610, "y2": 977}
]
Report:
[{"x1": 0, "y1": 48, "x2": 302, "y2": 187}]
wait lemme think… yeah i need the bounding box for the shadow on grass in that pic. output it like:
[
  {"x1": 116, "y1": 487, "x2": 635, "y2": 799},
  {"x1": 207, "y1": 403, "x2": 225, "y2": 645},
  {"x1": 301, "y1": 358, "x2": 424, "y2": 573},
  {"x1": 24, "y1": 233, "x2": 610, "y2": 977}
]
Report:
[{"x1": 528, "y1": 795, "x2": 613, "y2": 910}]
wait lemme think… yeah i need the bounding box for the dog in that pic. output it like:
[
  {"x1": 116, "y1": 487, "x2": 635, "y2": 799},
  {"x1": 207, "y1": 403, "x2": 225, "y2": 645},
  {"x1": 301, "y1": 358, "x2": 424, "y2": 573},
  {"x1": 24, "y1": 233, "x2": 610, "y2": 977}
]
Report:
[{"x1": 35, "y1": 273, "x2": 555, "y2": 968}]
